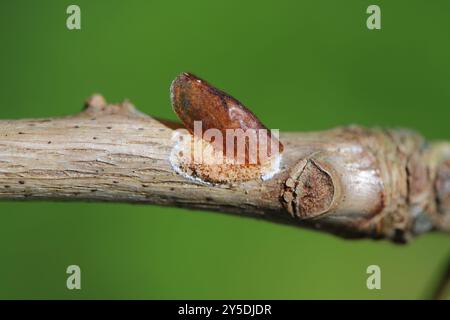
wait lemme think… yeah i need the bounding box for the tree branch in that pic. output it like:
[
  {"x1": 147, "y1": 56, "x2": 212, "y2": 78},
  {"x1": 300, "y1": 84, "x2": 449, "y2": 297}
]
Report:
[
  {"x1": 0, "y1": 94, "x2": 449, "y2": 243},
  {"x1": 432, "y1": 254, "x2": 450, "y2": 300}
]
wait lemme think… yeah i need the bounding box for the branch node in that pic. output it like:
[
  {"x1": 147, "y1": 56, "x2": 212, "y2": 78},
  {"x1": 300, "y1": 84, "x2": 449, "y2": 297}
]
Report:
[
  {"x1": 80, "y1": 95, "x2": 147, "y2": 119},
  {"x1": 281, "y1": 158, "x2": 335, "y2": 219}
]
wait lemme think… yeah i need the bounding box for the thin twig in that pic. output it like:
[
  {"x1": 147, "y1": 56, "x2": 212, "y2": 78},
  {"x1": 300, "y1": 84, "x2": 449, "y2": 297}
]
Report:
[{"x1": 0, "y1": 73, "x2": 449, "y2": 243}]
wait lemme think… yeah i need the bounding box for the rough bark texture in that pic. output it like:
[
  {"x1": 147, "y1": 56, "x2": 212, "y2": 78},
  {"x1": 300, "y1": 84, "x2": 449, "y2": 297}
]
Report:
[{"x1": 0, "y1": 95, "x2": 449, "y2": 243}]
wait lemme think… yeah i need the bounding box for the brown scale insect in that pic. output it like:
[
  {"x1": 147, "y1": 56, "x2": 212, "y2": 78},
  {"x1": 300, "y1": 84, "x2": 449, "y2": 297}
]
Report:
[{"x1": 170, "y1": 72, "x2": 283, "y2": 165}]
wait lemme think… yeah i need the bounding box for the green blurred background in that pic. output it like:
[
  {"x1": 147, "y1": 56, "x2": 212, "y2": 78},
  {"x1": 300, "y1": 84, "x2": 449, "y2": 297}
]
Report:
[{"x1": 0, "y1": 0, "x2": 449, "y2": 299}]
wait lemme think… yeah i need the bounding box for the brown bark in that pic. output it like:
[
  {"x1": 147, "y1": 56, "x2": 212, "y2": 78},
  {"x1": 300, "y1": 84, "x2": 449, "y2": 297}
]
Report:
[{"x1": 0, "y1": 94, "x2": 449, "y2": 243}]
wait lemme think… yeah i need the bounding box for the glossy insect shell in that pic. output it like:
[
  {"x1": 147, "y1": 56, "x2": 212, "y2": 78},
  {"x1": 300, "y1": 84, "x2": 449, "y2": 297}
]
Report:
[{"x1": 170, "y1": 72, "x2": 283, "y2": 160}]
